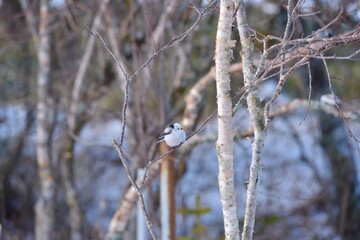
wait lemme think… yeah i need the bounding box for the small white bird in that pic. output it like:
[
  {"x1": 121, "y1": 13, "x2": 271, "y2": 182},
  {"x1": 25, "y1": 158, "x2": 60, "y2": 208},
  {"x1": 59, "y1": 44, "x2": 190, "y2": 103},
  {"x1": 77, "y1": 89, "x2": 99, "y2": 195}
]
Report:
[{"x1": 156, "y1": 123, "x2": 186, "y2": 147}]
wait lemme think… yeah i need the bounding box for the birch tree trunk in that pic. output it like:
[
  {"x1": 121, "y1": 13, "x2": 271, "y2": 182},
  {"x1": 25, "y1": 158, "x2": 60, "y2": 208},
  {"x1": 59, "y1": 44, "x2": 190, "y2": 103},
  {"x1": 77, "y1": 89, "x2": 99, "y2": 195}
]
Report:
[
  {"x1": 235, "y1": 1, "x2": 265, "y2": 240},
  {"x1": 35, "y1": 0, "x2": 55, "y2": 239},
  {"x1": 215, "y1": 1, "x2": 240, "y2": 239}
]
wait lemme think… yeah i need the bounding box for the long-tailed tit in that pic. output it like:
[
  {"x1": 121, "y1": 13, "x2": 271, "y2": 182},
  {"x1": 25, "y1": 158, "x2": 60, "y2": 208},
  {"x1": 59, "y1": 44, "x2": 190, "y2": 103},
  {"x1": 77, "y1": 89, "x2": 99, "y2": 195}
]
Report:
[{"x1": 156, "y1": 123, "x2": 186, "y2": 147}]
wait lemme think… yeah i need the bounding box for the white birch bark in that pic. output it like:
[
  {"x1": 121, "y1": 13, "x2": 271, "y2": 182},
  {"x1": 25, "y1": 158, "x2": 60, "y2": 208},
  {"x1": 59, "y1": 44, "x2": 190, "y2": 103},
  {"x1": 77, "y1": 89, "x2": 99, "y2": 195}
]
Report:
[
  {"x1": 215, "y1": 1, "x2": 240, "y2": 239},
  {"x1": 235, "y1": 1, "x2": 266, "y2": 239},
  {"x1": 35, "y1": 0, "x2": 55, "y2": 239}
]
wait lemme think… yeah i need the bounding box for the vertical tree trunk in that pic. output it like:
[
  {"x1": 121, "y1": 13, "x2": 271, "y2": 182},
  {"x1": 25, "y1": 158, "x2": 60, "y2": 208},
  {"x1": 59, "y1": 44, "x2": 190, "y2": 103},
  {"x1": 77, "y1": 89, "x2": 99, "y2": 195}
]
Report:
[
  {"x1": 35, "y1": 0, "x2": 55, "y2": 239},
  {"x1": 215, "y1": 1, "x2": 240, "y2": 239},
  {"x1": 235, "y1": 1, "x2": 265, "y2": 240}
]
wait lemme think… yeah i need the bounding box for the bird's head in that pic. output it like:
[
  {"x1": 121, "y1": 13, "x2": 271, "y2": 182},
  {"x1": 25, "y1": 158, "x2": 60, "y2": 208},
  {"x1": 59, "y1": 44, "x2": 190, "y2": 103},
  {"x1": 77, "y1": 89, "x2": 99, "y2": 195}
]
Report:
[{"x1": 173, "y1": 123, "x2": 183, "y2": 131}]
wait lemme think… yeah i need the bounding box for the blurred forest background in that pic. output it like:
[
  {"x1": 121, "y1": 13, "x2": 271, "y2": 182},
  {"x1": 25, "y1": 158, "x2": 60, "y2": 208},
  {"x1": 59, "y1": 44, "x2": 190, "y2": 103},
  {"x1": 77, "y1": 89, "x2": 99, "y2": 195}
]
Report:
[{"x1": 1, "y1": 0, "x2": 360, "y2": 239}]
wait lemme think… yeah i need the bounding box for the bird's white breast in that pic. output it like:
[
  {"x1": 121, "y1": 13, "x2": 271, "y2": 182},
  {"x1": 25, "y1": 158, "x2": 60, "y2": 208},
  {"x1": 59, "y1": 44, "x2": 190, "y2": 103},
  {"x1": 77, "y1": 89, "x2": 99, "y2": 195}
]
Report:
[{"x1": 164, "y1": 130, "x2": 186, "y2": 147}]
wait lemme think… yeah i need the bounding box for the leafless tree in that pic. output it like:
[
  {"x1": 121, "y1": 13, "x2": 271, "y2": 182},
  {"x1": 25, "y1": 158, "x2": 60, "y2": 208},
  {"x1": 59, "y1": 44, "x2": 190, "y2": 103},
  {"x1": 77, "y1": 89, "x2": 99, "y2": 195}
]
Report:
[
  {"x1": 214, "y1": 0, "x2": 240, "y2": 239},
  {"x1": 104, "y1": 0, "x2": 360, "y2": 239},
  {"x1": 33, "y1": 0, "x2": 56, "y2": 239},
  {"x1": 234, "y1": 0, "x2": 360, "y2": 239},
  {"x1": 3, "y1": 0, "x2": 360, "y2": 239}
]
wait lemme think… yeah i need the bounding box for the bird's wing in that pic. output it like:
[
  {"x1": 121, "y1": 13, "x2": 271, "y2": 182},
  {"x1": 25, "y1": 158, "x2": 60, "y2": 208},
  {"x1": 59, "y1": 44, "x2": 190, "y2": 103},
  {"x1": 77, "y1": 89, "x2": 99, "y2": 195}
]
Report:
[
  {"x1": 162, "y1": 127, "x2": 172, "y2": 136},
  {"x1": 156, "y1": 127, "x2": 172, "y2": 142}
]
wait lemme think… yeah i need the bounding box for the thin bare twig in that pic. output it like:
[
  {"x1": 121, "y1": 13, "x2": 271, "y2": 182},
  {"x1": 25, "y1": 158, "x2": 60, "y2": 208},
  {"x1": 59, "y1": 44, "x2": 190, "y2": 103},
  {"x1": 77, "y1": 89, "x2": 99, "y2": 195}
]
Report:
[
  {"x1": 87, "y1": 28, "x2": 128, "y2": 80},
  {"x1": 299, "y1": 61, "x2": 313, "y2": 125},
  {"x1": 273, "y1": 99, "x2": 360, "y2": 122},
  {"x1": 86, "y1": 2, "x2": 219, "y2": 237},
  {"x1": 85, "y1": 26, "x2": 130, "y2": 147},
  {"x1": 112, "y1": 139, "x2": 158, "y2": 239},
  {"x1": 258, "y1": 25, "x2": 360, "y2": 77},
  {"x1": 186, "y1": 109, "x2": 218, "y2": 140},
  {"x1": 68, "y1": 0, "x2": 109, "y2": 132},
  {"x1": 87, "y1": 1, "x2": 218, "y2": 147},
  {"x1": 320, "y1": 56, "x2": 360, "y2": 154},
  {"x1": 264, "y1": 0, "x2": 296, "y2": 130},
  {"x1": 233, "y1": 87, "x2": 249, "y2": 115},
  {"x1": 126, "y1": 1, "x2": 218, "y2": 85}
]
